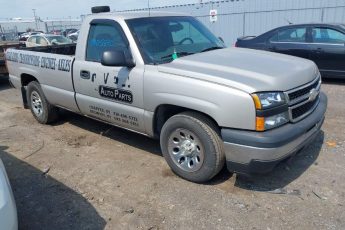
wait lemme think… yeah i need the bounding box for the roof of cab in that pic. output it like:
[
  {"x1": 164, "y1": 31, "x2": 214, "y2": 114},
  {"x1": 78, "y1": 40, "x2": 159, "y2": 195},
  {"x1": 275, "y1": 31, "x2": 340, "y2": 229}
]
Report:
[{"x1": 87, "y1": 11, "x2": 187, "y2": 20}]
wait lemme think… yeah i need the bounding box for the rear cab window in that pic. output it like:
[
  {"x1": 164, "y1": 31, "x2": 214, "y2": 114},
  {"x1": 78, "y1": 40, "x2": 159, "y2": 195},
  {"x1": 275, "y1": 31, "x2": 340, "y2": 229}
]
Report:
[{"x1": 170, "y1": 21, "x2": 210, "y2": 45}]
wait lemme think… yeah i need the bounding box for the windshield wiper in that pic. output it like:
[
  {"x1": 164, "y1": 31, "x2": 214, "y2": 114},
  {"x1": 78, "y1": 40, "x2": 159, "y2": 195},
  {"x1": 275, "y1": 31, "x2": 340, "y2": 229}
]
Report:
[
  {"x1": 200, "y1": 46, "x2": 224, "y2": 53},
  {"x1": 160, "y1": 51, "x2": 195, "y2": 61}
]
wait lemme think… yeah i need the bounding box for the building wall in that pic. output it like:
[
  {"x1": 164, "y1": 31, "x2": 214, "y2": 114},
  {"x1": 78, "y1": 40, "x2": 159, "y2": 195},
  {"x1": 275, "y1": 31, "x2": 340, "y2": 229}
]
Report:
[
  {"x1": 125, "y1": 0, "x2": 345, "y2": 45},
  {"x1": 2, "y1": 0, "x2": 344, "y2": 43}
]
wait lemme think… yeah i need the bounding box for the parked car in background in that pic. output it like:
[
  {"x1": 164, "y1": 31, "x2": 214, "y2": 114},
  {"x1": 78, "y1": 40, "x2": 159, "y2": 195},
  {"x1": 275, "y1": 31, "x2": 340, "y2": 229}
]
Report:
[
  {"x1": 67, "y1": 30, "x2": 79, "y2": 42},
  {"x1": 26, "y1": 34, "x2": 73, "y2": 47},
  {"x1": 62, "y1": 28, "x2": 78, "y2": 37},
  {"x1": 19, "y1": 32, "x2": 29, "y2": 41},
  {"x1": 0, "y1": 157, "x2": 18, "y2": 230},
  {"x1": 236, "y1": 23, "x2": 345, "y2": 78},
  {"x1": 50, "y1": 30, "x2": 62, "y2": 35},
  {"x1": 19, "y1": 31, "x2": 44, "y2": 42}
]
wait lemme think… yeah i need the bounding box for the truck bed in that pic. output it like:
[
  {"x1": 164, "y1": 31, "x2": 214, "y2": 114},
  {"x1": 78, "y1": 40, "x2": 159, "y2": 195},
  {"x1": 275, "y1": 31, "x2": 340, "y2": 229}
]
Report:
[
  {"x1": 6, "y1": 44, "x2": 78, "y2": 112},
  {"x1": 19, "y1": 43, "x2": 76, "y2": 56}
]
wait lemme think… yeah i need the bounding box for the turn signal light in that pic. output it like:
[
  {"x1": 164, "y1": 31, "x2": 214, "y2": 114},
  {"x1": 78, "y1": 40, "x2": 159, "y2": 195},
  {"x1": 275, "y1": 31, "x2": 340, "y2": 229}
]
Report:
[
  {"x1": 256, "y1": 117, "x2": 265, "y2": 131},
  {"x1": 252, "y1": 94, "x2": 262, "y2": 110}
]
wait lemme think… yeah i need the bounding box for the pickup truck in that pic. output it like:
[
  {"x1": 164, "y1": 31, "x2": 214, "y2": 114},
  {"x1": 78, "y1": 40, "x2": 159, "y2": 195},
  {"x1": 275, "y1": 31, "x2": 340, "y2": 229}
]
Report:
[{"x1": 5, "y1": 7, "x2": 327, "y2": 183}]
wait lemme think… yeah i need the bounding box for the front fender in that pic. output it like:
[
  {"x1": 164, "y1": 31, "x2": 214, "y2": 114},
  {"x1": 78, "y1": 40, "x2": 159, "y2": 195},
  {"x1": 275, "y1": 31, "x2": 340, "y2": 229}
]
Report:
[{"x1": 144, "y1": 68, "x2": 256, "y2": 130}]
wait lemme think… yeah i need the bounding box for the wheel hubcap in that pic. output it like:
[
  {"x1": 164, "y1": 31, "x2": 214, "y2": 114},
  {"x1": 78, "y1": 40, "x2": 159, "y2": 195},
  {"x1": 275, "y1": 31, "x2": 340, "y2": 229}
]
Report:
[
  {"x1": 31, "y1": 91, "x2": 43, "y2": 117},
  {"x1": 168, "y1": 128, "x2": 204, "y2": 172}
]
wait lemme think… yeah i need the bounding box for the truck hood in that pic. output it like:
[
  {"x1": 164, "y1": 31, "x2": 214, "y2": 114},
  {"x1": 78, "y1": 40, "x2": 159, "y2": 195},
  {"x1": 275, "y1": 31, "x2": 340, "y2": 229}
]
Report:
[{"x1": 157, "y1": 47, "x2": 318, "y2": 93}]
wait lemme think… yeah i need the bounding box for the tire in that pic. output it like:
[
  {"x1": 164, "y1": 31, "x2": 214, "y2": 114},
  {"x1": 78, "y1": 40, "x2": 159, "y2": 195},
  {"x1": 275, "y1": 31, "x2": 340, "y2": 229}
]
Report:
[
  {"x1": 26, "y1": 81, "x2": 59, "y2": 124},
  {"x1": 160, "y1": 112, "x2": 225, "y2": 183}
]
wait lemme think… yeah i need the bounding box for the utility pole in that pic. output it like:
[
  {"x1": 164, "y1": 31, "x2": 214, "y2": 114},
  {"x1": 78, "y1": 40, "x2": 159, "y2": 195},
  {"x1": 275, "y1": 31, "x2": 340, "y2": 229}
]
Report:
[
  {"x1": 32, "y1": 9, "x2": 38, "y2": 31},
  {"x1": 148, "y1": 0, "x2": 151, "y2": 16}
]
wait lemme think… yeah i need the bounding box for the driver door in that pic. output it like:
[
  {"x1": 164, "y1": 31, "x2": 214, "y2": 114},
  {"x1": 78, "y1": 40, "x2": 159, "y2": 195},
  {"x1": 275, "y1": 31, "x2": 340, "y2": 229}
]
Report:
[
  {"x1": 309, "y1": 27, "x2": 345, "y2": 76},
  {"x1": 73, "y1": 20, "x2": 145, "y2": 133},
  {"x1": 267, "y1": 27, "x2": 311, "y2": 60}
]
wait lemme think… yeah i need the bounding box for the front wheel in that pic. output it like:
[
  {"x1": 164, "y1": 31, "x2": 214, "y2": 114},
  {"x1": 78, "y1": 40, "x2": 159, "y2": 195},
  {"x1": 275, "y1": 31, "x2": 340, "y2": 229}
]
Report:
[
  {"x1": 27, "y1": 81, "x2": 59, "y2": 124},
  {"x1": 160, "y1": 112, "x2": 225, "y2": 183}
]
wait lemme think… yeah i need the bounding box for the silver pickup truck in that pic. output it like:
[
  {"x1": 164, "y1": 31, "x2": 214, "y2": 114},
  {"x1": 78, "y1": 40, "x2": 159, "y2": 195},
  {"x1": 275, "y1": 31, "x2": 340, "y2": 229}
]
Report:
[{"x1": 6, "y1": 8, "x2": 327, "y2": 183}]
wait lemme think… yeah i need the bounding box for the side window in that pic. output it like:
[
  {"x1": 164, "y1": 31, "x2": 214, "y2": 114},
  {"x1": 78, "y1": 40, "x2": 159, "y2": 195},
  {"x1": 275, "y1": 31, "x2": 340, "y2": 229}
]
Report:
[
  {"x1": 37, "y1": 37, "x2": 48, "y2": 46},
  {"x1": 277, "y1": 28, "x2": 306, "y2": 42},
  {"x1": 28, "y1": 36, "x2": 36, "y2": 44},
  {"x1": 312, "y1": 28, "x2": 345, "y2": 44},
  {"x1": 86, "y1": 23, "x2": 127, "y2": 62},
  {"x1": 269, "y1": 32, "x2": 278, "y2": 42}
]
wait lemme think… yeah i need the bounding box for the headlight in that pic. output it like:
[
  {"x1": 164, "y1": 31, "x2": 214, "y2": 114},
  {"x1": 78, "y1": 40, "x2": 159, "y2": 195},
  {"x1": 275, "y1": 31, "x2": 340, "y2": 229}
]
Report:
[
  {"x1": 252, "y1": 92, "x2": 286, "y2": 109},
  {"x1": 252, "y1": 92, "x2": 289, "y2": 131},
  {"x1": 256, "y1": 111, "x2": 289, "y2": 131}
]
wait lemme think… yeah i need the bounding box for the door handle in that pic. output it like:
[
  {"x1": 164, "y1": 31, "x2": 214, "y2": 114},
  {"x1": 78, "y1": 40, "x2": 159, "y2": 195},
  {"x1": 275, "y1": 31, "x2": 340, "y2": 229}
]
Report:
[
  {"x1": 80, "y1": 70, "x2": 90, "y2": 79},
  {"x1": 314, "y1": 48, "x2": 324, "y2": 54},
  {"x1": 268, "y1": 46, "x2": 276, "y2": 51}
]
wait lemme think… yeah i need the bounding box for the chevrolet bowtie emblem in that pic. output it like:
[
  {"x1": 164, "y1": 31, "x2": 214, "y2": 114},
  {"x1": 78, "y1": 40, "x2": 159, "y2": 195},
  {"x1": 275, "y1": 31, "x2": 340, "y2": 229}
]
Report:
[{"x1": 309, "y1": 88, "x2": 318, "y2": 101}]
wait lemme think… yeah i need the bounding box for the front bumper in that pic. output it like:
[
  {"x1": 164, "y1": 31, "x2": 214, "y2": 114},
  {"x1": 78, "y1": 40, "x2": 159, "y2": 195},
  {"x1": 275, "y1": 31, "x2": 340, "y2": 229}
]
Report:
[{"x1": 222, "y1": 92, "x2": 327, "y2": 175}]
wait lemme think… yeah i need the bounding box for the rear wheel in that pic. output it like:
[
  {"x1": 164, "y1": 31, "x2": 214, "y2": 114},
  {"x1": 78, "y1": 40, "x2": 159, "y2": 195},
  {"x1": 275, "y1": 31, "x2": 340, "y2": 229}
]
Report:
[
  {"x1": 27, "y1": 81, "x2": 59, "y2": 124},
  {"x1": 160, "y1": 112, "x2": 225, "y2": 183}
]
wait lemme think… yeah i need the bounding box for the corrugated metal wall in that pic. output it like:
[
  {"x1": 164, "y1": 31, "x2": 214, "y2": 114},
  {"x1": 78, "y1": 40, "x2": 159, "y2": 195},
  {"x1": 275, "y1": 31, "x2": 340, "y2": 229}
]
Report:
[{"x1": 125, "y1": 0, "x2": 345, "y2": 45}]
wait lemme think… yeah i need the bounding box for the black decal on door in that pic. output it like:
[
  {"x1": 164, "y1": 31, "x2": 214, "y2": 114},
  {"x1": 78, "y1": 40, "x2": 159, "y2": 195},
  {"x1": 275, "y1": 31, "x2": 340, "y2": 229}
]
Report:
[
  {"x1": 58, "y1": 59, "x2": 71, "y2": 72},
  {"x1": 99, "y1": 85, "x2": 133, "y2": 104},
  {"x1": 104, "y1": 73, "x2": 109, "y2": 84},
  {"x1": 91, "y1": 73, "x2": 97, "y2": 82}
]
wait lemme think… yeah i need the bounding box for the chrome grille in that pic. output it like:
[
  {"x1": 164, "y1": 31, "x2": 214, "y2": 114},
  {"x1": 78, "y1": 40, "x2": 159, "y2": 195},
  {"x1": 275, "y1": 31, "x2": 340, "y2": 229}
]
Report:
[
  {"x1": 285, "y1": 76, "x2": 321, "y2": 122},
  {"x1": 290, "y1": 97, "x2": 319, "y2": 120},
  {"x1": 288, "y1": 80, "x2": 319, "y2": 102}
]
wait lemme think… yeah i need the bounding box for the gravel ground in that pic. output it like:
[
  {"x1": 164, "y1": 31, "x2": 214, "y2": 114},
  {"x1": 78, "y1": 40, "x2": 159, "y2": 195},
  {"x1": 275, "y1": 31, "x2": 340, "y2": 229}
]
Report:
[{"x1": 0, "y1": 77, "x2": 344, "y2": 230}]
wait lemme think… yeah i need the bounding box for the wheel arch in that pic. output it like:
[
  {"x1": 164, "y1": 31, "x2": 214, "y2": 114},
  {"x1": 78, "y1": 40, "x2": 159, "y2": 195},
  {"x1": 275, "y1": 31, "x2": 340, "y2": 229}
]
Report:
[
  {"x1": 20, "y1": 73, "x2": 39, "y2": 109},
  {"x1": 153, "y1": 104, "x2": 220, "y2": 139}
]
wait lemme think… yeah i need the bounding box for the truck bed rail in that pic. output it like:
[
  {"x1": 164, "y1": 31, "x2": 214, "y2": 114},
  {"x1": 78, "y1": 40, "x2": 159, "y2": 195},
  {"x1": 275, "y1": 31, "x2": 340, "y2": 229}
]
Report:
[{"x1": 19, "y1": 43, "x2": 76, "y2": 56}]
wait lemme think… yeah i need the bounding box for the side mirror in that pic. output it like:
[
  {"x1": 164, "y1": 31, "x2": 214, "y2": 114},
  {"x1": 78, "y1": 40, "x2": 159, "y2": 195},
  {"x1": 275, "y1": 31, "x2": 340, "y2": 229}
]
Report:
[{"x1": 101, "y1": 50, "x2": 135, "y2": 68}]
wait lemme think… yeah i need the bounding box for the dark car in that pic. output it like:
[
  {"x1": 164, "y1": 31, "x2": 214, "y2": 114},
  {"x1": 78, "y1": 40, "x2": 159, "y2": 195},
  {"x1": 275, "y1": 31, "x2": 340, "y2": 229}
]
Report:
[
  {"x1": 49, "y1": 30, "x2": 62, "y2": 35},
  {"x1": 236, "y1": 23, "x2": 345, "y2": 78}
]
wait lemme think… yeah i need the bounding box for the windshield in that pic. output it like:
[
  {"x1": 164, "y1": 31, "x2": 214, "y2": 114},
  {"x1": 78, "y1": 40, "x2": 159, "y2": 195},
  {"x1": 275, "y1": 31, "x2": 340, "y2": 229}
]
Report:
[
  {"x1": 46, "y1": 36, "x2": 72, "y2": 44},
  {"x1": 126, "y1": 16, "x2": 225, "y2": 64}
]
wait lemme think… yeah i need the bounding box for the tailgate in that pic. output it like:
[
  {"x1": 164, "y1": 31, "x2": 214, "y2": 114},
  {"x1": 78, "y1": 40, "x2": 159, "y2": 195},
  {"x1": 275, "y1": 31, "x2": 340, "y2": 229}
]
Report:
[
  {"x1": 0, "y1": 47, "x2": 7, "y2": 74},
  {"x1": 1, "y1": 42, "x2": 21, "y2": 74}
]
